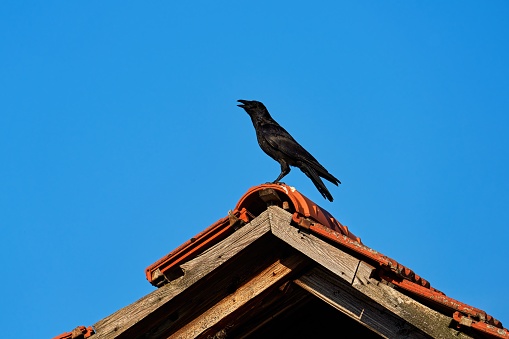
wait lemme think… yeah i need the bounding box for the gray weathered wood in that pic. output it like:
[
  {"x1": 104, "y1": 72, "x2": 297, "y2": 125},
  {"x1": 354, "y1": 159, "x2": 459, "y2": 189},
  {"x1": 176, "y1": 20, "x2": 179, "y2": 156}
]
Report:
[
  {"x1": 230, "y1": 287, "x2": 312, "y2": 339},
  {"x1": 268, "y1": 206, "x2": 360, "y2": 284},
  {"x1": 92, "y1": 209, "x2": 274, "y2": 339},
  {"x1": 295, "y1": 266, "x2": 431, "y2": 339},
  {"x1": 352, "y1": 261, "x2": 473, "y2": 339},
  {"x1": 170, "y1": 252, "x2": 307, "y2": 338}
]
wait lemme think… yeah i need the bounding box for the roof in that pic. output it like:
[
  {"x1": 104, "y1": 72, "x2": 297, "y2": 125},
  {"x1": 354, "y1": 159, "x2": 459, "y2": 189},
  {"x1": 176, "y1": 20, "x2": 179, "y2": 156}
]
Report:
[
  {"x1": 144, "y1": 183, "x2": 361, "y2": 287},
  {"x1": 55, "y1": 183, "x2": 508, "y2": 339}
]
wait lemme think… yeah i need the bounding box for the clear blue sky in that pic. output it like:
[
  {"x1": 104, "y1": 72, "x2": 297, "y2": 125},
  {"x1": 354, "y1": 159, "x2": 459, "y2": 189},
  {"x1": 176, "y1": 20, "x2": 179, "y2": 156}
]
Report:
[{"x1": 1, "y1": 2, "x2": 508, "y2": 337}]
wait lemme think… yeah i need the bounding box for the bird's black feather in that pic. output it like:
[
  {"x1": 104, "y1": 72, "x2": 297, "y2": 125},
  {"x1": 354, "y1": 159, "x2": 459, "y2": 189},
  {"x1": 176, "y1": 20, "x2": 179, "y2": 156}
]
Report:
[{"x1": 237, "y1": 99, "x2": 340, "y2": 201}]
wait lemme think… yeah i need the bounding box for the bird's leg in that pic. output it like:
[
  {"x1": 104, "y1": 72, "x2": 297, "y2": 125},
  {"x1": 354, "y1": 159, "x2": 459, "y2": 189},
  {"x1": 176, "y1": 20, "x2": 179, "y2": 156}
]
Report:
[{"x1": 273, "y1": 160, "x2": 291, "y2": 183}]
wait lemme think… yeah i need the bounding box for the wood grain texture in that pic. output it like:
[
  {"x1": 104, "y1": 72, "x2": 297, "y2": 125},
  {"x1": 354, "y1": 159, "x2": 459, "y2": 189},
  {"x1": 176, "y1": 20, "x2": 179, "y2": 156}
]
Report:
[
  {"x1": 170, "y1": 252, "x2": 307, "y2": 339},
  {"x1": 268, "y1": 206, "x2": 360, "y2": 284},
  {"x1": 92, "y1": 209, "x2": 273, "y2": 339},
  {"x1": 142, "y1": 235, "x2": 288, "y2": 339},
  {"x1": 352, "y1": 261, "x2": 473, "y2": 339},
  {"x1": 295, "y1": 266, "x2": 431, "y2": 339},
  {"x1": 227, "y1": 286, "x2": 313, "y2": 339}
]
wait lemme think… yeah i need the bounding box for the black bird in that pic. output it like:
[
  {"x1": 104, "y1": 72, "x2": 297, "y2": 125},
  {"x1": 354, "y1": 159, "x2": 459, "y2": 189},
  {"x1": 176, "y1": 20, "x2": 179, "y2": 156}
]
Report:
[{"x1": 237, "y1": 99, "x2": 340, "y2": 201}]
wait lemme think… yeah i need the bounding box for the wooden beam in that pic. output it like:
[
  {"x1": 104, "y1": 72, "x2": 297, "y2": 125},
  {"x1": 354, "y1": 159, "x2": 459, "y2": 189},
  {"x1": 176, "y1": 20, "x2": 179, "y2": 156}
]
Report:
[
  {"x1": 268, "y1": 206, "x2": 360, "y2": 284},
  {"x1": 169, "y1": 252, "x2": 309, "y2": 338},
  {"x1": 294, "y1": 266, "x2": 430, "y2": 339},
  {"x1": 92, "y1": 209, "x2": 274, "y2": 339},
  {"x1": 352, "y1": 261, "x2": 473, "y2": 339},
  {"x1": 145, "y1": 236, "x2": 289, "y2": 338},
  {"x1": 227, "y1": 285, "x2": 313, "y2": 338},
  {"x1": 268, "y1": 206, "x2": 474, "y2": 338}
]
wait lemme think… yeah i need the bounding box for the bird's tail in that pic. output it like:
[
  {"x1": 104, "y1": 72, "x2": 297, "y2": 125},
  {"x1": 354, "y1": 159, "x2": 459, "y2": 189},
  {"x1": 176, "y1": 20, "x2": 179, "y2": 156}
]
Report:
[
  {"x1": 304, "y1": 160, "x2": 341, "y2": 186},
  {"x1": 300, "y1": 162, "x2": 334, "y2": 202}
]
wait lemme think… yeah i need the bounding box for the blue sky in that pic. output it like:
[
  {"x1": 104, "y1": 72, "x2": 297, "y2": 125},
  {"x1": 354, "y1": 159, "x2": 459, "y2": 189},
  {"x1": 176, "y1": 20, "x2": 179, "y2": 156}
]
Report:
[{"x1": 1, "y1": 2, "x2": 508, "y2": 337}]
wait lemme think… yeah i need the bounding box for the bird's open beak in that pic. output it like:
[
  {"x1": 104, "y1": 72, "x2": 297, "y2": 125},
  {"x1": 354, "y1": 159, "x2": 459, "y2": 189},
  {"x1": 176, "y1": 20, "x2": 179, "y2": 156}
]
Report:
[{"x1": 237, "y1": 99, "x2": 248, "y2": 108}]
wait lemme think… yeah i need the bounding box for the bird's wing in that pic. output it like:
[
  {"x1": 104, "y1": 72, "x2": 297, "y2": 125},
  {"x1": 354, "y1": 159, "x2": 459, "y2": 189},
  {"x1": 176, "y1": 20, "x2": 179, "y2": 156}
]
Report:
[
  {"x1": 262, "y1": 123, "x2": 340, "y2": 185},
  {"x1": 261, "y1": 123, "x2": 317, "y2": 161}
]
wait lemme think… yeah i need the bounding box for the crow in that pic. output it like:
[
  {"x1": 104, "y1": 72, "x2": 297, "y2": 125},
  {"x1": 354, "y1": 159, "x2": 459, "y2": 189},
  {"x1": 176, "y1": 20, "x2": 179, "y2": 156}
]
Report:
[{"x1": 237, "y1": 99, "x2": 340, "y2": 201}]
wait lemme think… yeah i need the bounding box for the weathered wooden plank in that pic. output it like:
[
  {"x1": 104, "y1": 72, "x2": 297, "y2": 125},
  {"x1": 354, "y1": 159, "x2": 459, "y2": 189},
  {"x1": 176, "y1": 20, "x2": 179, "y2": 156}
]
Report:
[
  {"x1": 169, "y1": 252, "x2": 308, "y2": 339},
  {"x1": 145, "y1": 236, "x2": 295, "y2": 338},
  {"x1": 295, "y1": 265, "x2": 431, "y2": 339},
  {"x1": 92, "y1": 209, "x2": 273, "y2": 339},
  {"x1": 228, "y1": 286, "x2": 313, "y2": 339},
  {"x1": 352, "y1": 261, "x2": 473, "y2": 339},
  {"x1": 267, "y1": 206, "x2": 360, "y2": 284}
]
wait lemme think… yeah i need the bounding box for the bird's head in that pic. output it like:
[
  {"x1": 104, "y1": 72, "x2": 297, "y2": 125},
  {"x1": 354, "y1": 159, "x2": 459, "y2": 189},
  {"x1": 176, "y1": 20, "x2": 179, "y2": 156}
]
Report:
[{"x1": 237, "y1": 99, "x2": 267, "y2": 115}]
